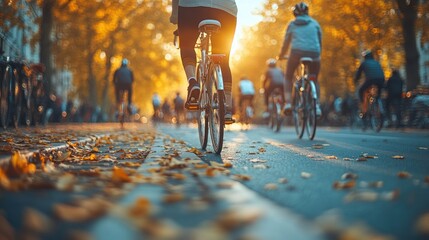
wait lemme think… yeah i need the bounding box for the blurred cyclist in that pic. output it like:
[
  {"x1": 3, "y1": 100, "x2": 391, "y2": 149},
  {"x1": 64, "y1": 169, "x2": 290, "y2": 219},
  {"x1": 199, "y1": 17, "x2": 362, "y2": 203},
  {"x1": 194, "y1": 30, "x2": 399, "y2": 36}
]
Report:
[
  {"x1": 354, "y1": 50, "x2": 385, "y2": 109},
  {"x1": 113, "y1": 58, "x2": 133, "y2": 111},
  {"x1": 262, "y1": 58, "x2": 285, "y2": 114},
  {"x1": 278, "y1": 2, "x2": 322, "y2": 117},
  {"x1": 238, "y1": 76, "x2": 255, "y2": 111},
  {"x1": 170, "y1": 0, "x2": 237, "y2": 123}
]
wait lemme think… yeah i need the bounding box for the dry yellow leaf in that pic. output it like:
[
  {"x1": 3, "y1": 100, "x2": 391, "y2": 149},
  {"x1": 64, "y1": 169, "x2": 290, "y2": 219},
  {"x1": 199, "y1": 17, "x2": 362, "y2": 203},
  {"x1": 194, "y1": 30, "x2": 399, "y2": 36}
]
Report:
[
  {"x1": 163, "y1": 192, "x2": 184, "y2": 203},
  {"x1": 301, "y1": 172, "x2": 312, "y2": 179},
  {"x1": 206, "y1": 168, "x2": 217, "y2": 177},
  {"x1": 112, "y1": 166, "x2": 131, "y2": 183},
  {"x1": 333, "y1": 180, "x2": 356, "y2": 190},
  {"x1": 0, "y1": 168, "x2": 11, "y2": 189},
  {"x1": 129, "y1": 197, "x2": 152, "y2": 217}
]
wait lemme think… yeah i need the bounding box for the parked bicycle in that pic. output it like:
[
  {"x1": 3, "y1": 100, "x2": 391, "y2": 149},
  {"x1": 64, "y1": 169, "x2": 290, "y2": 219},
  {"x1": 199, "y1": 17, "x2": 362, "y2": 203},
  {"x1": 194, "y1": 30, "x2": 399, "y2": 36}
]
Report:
[
  {"x1": 175, "y1": 19, "x2": 229, "y2": 154},
  {"x1": 361, "y1": 85, "x2": 383, "y2": 132},
  {"x1": 291, "y1": 57, "x2": 318, "y2": 140}
]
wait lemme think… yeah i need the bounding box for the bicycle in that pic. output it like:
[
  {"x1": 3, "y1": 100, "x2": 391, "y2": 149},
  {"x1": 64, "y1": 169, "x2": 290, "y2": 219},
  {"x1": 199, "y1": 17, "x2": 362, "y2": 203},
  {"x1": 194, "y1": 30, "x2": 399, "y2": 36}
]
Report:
[
  {"x1": 175, "y1": 19, "x2": 229, "y2": 154},
  {"x1": 117, "y1": 90, "x2": 129, "y2": 128},
  {"x1": 361, "y1": 85, "x2": 383, "y2": 132},
  {"x1": 239, "y1": 96, "x2": 253, "y2": 127},
  {"x1": 291, "y1": 57, "x2": 318, "y2": 140},
  {"x1": 267, "y1": 87, "x2": 283, "y2": 132}
]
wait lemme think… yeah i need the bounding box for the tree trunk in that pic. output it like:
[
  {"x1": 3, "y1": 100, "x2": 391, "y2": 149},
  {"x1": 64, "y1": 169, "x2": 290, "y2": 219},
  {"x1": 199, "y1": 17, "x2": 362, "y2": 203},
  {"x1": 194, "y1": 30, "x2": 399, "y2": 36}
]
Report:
[
  {"x1": 101, "y1": 37, "x2": 115, "y2": 119},
  {"x1": 397, "y1": 0, "x2": 421, "y2": 91},
  {"x1": 40, "y1": 0, "x2": 55, "y2": 93},
  {"x1": 85, "y1": 21, "x2": 97, "y2": 107}
]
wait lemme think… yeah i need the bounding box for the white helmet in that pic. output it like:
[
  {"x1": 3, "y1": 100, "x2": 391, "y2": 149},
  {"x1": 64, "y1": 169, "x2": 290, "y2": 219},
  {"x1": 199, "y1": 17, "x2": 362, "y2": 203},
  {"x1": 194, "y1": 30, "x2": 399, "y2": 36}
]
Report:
[{"x1": 122, "y1": 58, "x2": 129, "y2": 65}]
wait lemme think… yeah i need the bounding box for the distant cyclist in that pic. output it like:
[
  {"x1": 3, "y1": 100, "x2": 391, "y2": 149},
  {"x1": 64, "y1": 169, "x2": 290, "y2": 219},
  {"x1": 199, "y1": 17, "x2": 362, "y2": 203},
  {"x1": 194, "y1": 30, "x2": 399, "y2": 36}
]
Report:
[
  {"x1": 278, "y1": 2, "x2": 322, "y2": 117},
  {"x1": 152, "y1": 92, "x2": 161, "y2": 115},
  {"x1": 113, "y1": 58, "x2": 133, "y2": 111},
  {"x1": 238, "y1": 76, "x2": 255, "y2": 112},
  {"x1": 262, "y1": 58, "x2": 285, "y2": 114},
  {"x1": 170, "y1": 0, "x2": 237, "y2": 122},
  {"x1": 173, "y1": 92, "x2": 185, "y2": 124},
  {"x1": 354, "y1": 50, "x2": 385, "y2": 111}
]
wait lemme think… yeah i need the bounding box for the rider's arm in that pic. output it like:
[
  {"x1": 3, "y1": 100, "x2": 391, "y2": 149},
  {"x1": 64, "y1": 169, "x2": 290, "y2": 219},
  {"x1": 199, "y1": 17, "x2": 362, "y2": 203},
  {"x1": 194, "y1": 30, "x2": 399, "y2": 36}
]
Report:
[
  {"x1": 170, "y1": 0, "x2": 178, "y2": 25},
  {"x1": 354, "y1": 63, "x2": 364, "y2": 83},
  {"x1": 279, "y1": 24, "x2": 292, "y2": 58}
]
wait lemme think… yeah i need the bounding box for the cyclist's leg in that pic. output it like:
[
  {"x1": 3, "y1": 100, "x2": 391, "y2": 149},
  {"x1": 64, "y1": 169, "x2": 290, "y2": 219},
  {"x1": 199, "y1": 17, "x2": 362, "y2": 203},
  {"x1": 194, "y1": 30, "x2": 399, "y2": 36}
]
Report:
[
  {"x1": 309, "y1": 59, "x2": 322, "y2": 116},
  {"x1": 211, "y1": 8, "x2": 237, "y2": 118},
  {"x1": 178, "y1": 6, "x2": 201, "y2": 104},
  {"x1": 284, "y1": 54, "x2": 300, "y2": 112}
]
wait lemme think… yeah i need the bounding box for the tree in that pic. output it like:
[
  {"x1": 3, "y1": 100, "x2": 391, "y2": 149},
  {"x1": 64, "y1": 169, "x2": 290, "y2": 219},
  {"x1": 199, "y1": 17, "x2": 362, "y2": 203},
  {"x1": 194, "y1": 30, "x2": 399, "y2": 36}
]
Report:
[{"x1": 396, "y1": 0, "x2": 421, "y2": 91}]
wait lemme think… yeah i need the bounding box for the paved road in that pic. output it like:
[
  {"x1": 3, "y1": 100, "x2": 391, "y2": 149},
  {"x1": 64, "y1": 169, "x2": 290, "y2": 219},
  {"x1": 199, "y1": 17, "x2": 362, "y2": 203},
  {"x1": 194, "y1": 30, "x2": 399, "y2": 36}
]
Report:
[
  {"x1": 159, "y1": 122, "x2": 429, "y2": 240},
  {"x1": 1, "y1": 122, "x2": 428, "y2": 240}
]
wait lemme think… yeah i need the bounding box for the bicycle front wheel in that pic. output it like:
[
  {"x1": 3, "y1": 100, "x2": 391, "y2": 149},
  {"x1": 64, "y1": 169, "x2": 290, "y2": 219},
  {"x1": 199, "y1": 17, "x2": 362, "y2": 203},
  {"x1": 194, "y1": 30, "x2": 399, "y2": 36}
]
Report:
[
  {"x1": 305, "y1": 90, "x2": 317, "y2": 140},
  {"x1": 208, "y1": 64, "x2": 225, "y2": 154},
  {"x1": 292, "y1": 84, "x2": 305, "y2": 139},
  {"x1": 197, "y1": 63, "x2": 208, "y2": 149}
]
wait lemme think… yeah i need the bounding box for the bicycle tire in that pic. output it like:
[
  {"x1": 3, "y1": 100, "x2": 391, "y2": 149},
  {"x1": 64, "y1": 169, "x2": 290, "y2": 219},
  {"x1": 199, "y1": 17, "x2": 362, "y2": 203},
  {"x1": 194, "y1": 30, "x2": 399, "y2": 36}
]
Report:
[
  {"x1": 370, "y1": 99, "x2": 383, "y2": 132},
  {"x1": 305, "y1": 89, "x2": 317, "y2": 140},
  {"x1": 1, "y1": 65, "x2": 12, "y2": 129},
  {"x1": 12, "y1": 69, "x2": 23, "y2": 128},
  {"x1": 208, "y1": 64, "x2": 225, "y2": 154},
  {"x1": 293, "y1": 82, "x2": 305, "y2": 139},
  {"x1": 197, "y1": 63, "x2": 208, "y2": 149}
]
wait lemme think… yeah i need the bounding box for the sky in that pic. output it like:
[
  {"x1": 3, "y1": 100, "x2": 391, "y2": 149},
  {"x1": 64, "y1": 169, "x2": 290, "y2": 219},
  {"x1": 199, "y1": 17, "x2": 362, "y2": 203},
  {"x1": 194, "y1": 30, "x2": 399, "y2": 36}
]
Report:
[{"x1": 232, "y1": 0, "x2": 265, "y2": 54}]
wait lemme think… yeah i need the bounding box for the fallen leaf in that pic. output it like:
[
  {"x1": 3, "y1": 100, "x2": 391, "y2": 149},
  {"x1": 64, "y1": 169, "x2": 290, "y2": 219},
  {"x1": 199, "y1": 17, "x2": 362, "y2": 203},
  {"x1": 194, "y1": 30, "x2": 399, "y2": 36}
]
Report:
[
  {"x1": 23, "y1": 208, "x2": 52, "y2": 233},
  {"x1": 253, "y1": 164, "x2": 269, "y2": 169},
  {"x1": 264, "y1": 183, "x2": 277, "y2": 190},
  {"x1": 216, "y1": 208, "x2": 262, "y2": 231},
  {"x1": 333, "y1": 180, "x2": 356, "y2": 190},
  {"x1": 163, "y1": 192, "x2": 184, "y2": 203},
  {"x1": 128, "y1": 197, "x2": 152, "y2": 217},
  {"x1": 249, "y1": 159, "x2": 267, "y2": 163},
  {"x1": 380, "y1": 190, "x2": 400, "y2": 201},
  {"x1": 397, "y1": 171, "x2": 411, "y2": 179},
  {"x1": 425, "y1": 176, "x2": 429, "y2": 183},
  {"x1": 278, "y1": 178, "x2": 288, "y2": 184},
  {"x1": 341, "y1": 173, "x2": 358, "y2": 180},
  {"x1": 231, "y1": 174, "x2": 251, "y2": 181},
  {"x1": 325, "y1": 155, "x2": 338, "y2": 160},
  {"x1": 56, "y1": 173, "x2": 76, "y2": 191},
  {"x1": 301, "y1": 172, "x2": 312, "y2": 179},
  {"x1": 416, "y1": 212, "x2": 429, "y2": 234},
  {"x1": 112, "y1": 166, "x2": 131, "y2": 183},
  {"x1": 392, "y1": 155, "x2": 405, "y2": 159},
  {"x1": 344, "y1": 191, "x2": 378, "y2": 202}
]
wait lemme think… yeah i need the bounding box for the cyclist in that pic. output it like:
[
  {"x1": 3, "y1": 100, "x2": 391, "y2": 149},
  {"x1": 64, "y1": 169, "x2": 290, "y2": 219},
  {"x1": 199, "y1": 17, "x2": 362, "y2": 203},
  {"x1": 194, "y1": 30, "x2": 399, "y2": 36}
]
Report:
[
  {"x1": 278, "y1": 2, "x2": 322, "y2": 117},
  {"x1": 262, "y1": 58, "x2": 285, "y2": 115},
  {"x1": 354, "y1": 50, "x2": 385, "y2": 116},
  {"x1": 238, "y1": 76, "x2": 255, "y2": 117},
  {"x1": 173, "y1": 92, "x2": 185, "y2": 124},
  {"x1": 170, "y1": 0, "x2": 237, "y2": 122},
  {"x1": 113, "y1": 58, "x2": 133, "y2": 112},
  {"x1": 152, "y1": 92, "x2": 161, "y2": 119}
]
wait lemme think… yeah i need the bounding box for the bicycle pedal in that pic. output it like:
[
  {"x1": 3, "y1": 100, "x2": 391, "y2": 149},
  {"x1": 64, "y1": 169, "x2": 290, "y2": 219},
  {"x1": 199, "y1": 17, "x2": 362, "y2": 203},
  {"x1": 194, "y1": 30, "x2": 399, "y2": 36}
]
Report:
[
  {"x1": 225, "y1": 118, "x2": 235, "y2": 125},
  {"x1": 185, "y1": 102, "x2": 199, "y2": 111}
]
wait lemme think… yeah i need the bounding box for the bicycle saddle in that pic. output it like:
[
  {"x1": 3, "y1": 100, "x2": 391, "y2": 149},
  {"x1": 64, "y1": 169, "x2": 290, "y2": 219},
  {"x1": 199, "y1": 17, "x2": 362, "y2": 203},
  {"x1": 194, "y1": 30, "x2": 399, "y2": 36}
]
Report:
[
  {"x1": 300, "y1": 57, "x2": 313, "y2": 65},
  {"x1": 198, "y1": 19, "x2": 221, "y2": 32}
]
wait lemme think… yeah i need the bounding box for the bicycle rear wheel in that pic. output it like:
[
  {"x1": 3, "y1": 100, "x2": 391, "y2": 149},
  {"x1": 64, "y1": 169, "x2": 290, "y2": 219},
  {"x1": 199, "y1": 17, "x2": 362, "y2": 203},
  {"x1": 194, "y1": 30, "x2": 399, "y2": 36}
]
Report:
[
  {"x1": 369, "y1": 99, "x2": 383, "y2": 132},
  {"x1": 292, "y1": 83, "x2": 305, "y2": 139},
  {"x1": 1, "y1": 65, "x2": 12, "y2": 129},
  {"x1": 208, "y1": 64, "x2": 225, "y2": 154},
  {"x1": 305, "y1": 89, "x2": 317, "y2": 140},
  {"x1": 197, "y1": 63, "x2": 208, "y2": 149},
  {"x1": 270, "y1": 101, "x2": 282, "y2": 132}
]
